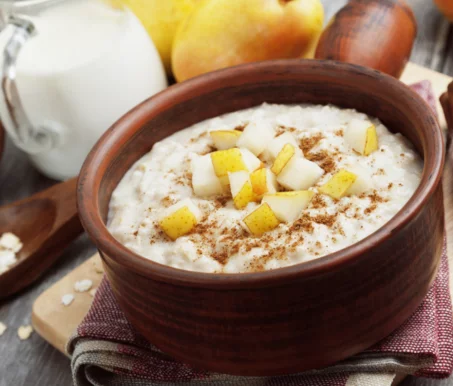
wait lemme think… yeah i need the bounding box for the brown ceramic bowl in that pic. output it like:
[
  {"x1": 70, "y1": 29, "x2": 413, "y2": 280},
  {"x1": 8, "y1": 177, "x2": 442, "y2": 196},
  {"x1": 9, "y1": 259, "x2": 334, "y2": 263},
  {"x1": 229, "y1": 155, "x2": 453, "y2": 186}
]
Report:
[{"x1": 78, "y1": 60, "x2": 445, "y2": 376}]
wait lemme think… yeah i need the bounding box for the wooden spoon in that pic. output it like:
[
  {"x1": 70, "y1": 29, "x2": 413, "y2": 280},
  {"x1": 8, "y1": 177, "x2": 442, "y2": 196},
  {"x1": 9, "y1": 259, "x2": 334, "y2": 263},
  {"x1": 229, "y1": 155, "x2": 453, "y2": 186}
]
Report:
[
  {"x1": 0, "y1": 177, "x2": 82, "y2": 299},
  {"x1": 315, "y1": 0, "x2": 417, "y2": 79}
]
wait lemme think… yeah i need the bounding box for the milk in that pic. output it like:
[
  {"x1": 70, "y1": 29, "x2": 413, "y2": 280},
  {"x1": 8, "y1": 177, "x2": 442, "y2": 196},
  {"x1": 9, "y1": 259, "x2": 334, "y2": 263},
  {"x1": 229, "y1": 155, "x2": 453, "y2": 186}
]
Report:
[{"x1": 0, "y1": 0, "x2": 167, "y2": 180}]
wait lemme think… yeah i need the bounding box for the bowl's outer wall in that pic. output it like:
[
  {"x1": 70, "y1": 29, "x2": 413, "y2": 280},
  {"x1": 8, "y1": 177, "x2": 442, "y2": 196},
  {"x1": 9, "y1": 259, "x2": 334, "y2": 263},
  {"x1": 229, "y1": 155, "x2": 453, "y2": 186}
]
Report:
[{"x1": 79, "y1": 60, "x2": 445, "y2": 375}]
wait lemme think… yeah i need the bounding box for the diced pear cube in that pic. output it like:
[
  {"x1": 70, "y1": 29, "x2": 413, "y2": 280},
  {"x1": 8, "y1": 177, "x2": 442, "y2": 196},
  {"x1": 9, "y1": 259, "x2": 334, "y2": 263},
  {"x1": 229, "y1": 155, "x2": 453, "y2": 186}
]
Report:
[
  {"x1": 263, "y1": 191, "x2": 314, "y2": 222},
  {"x1": 277, "y1": 157, "x2": 324, "y2": 191},
  {"x1": 271, "y1": 144, "x2": 296, "y2": 175},
  {"x1": 344, "y1": 119, "x2": 379, "y2": 156},
  {"x1": 240, "y1": 148, "x2": 262, "y2": 172},
  {"x1": 345, "y1": 165, "x2": 374, "y2": 196},
  {"x1": 250, "y1": 168, "x2": 278, "y2": 198},
  {"x1": 364, "y1": 126, "x2": 378, "y2": 155},
  {"x1": 159, "y1": 199, "x2": 202, "y2": 240},
  {"x1": 266, "y1": 132, "x2": 301, "y2": 159},
  {"x1": 319, "y1": 170, "x2": 357, "y2": 199},
  {"x1": 243, "y1": 203, "x2": 281, "y2": 236},
  {"x1": 236, "y1": 121, "x2": 275, "y2": 156},
  {"x1": 191, "y1": 155, "x2": 224, "y2": 197},
  {"x1": 210, "y1": 148, "x2": 247, "y2": 177},
  {"x1": 228, "y1": 171, "x2": 254, "y2": 209},
  {"x1": 210, "y1": 130, "x2": 242, "y2": 150}
]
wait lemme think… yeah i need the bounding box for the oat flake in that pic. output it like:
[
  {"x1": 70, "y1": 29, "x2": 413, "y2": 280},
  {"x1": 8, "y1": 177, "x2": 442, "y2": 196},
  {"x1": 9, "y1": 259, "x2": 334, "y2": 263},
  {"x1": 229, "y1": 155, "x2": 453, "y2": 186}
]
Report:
[
  {"x1": 61, "y1": 293, "x2": 75, "y2": 306},
  {"x1": 18, "y1": 325, "x2": 33, "y2": 340},
  {"x1": 0, "y1": 322, "x2": 6, "y2": 336},
  {"x1": 74, "y1": 279, "x2": 93, "y2": 293}
]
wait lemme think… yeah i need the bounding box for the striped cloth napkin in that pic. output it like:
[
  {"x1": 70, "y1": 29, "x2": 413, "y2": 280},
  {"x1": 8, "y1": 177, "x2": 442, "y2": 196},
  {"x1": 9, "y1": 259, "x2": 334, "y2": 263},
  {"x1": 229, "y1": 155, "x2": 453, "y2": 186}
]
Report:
[{"x1": 68, "y1": 81, "x2": 453, "y2": 386}]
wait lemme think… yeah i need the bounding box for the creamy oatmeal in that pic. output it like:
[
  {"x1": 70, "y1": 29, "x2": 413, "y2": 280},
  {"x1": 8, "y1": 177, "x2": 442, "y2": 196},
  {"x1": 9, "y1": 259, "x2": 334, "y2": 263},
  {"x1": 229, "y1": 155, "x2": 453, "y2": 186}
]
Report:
[{"x1": 108, "y1": 104, "x2": 423, "y2": 273}]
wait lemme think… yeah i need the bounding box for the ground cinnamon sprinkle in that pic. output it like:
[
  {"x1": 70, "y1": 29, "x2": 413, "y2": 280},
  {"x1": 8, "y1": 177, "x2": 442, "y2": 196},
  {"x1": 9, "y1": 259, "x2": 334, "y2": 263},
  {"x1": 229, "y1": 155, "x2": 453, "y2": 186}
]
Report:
[
  {"x1": 300, "y1": 133, "x2": 324, "y2": 154},
  {"x1": 161, "y1": 196, "x2": 175, "y2": 207},
  {"x1": 214, "y1": 196, "x2": 230, "y2": 208},
  {"x1": 375, "y1": 168, "x2": 385, "y2": 176},
  {"x1": 341, "y1": 203, "x2": 352, "y2": 213},
  {"x1": 274, "y1": 126, "x2": 285, "y2": 136},
  {"x1": 199, "y1": 145, "x2": 215, "y2": 155},
  {"x1": 364, "y1": 204, "x2": 378, "y2": 215},
  {"x1": 310, "y1": 194, "x2": 327, "y2": 209},
  {"x1": 305, "y1": 150, "x2": 337, "y2": 173},
  {"x1": 275, "y1": 125, "x2": 297, "y2": 136},
  {"x1": 290, "y1": 214, "x2": 314, "y2": 234},
  {"x1": 183, "y1": 171, "x2": 192, "y2": 181},
  {"x1": 234, "y1": 123, "x2": 247, "y2": 132},
  {"x1": 244, "y1": 240, "x2": 261, "y2": 252},
  {"x1": 320, "y1": 156, "x2": 336, "y2": 173},
  {"x1": 212, "y1": 249, "x2": 229, "y2": 265},
  {"x1": 334, "y1": 129, "x2": 344, "y2": 136},
  {"x1": 312, "y1": 214, "x2": 337, "y2": 227},
  {"x1": 188, "y1": 221, "x2": 212, "y2": 236},
  {"x1": 246, "y1": 247, "x2": 289, "y2": 272},
  {"x1": 368, "y1": 190, "x2": 387, "y2": 204},
  {"x1": 189, "y1": 131, "x2": 208, "y2": 143}
]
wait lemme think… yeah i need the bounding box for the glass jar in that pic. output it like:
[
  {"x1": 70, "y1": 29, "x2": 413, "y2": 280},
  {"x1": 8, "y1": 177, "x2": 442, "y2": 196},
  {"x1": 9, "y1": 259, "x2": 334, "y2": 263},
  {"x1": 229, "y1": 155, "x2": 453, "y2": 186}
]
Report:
[{"x1": 0, "y1": 0, "x2": 167, "y2": 180}]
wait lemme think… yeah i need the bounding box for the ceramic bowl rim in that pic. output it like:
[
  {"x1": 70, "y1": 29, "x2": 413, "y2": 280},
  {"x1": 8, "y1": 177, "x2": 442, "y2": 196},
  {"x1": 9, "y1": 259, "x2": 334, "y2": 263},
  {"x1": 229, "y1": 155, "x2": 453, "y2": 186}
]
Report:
[{"x1": 77, "y1": 59, "x2": 445, "y2": 289}]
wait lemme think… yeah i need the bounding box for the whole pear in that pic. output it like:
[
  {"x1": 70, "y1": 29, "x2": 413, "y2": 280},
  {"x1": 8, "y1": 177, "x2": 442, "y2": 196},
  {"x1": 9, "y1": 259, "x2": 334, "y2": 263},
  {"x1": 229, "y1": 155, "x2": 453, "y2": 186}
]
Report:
[
  {"x1": 121, "y1": 0, "x2": 200, "y2": 74},
  {"x1": 172, "y1": 0, "x2": 324, "y2": 82}
]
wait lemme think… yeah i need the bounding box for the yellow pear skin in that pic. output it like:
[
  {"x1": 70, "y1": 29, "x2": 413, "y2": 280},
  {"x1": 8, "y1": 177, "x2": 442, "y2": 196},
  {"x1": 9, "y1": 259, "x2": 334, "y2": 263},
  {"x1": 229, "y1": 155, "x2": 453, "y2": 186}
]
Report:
[
  {"x1": 172, "y1": 0, "x2": 324, "y2": 82},
  {"x1": 121, "y1": 0, "x2": 200, "y2": 74}
]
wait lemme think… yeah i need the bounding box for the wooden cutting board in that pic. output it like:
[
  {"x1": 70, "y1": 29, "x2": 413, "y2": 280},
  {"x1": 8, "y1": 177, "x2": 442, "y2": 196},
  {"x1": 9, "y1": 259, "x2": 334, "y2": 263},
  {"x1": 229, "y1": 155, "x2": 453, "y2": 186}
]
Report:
[{"x1": 31, "y1": 63, "x2": 453, "y2": 385}]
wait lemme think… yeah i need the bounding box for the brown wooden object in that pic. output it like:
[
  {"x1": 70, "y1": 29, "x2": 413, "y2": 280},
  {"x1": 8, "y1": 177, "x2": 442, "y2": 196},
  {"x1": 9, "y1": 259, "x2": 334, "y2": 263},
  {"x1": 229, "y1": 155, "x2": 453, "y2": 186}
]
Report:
[
  {"x1": 0, "y1": 177, "x2": 83, "y2": 299},
  {"x1": 315, "y1": 0, "x2": 417, "y2": 79},
  {"x1": 77, "y1": 60, "x2": 444, "y2": 376}
]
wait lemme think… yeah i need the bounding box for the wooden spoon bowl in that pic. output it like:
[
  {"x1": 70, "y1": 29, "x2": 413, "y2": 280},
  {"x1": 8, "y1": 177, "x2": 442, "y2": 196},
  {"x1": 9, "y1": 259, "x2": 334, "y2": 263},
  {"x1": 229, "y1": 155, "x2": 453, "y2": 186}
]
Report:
[
  {"x1": 78, "y1": 60, "x2": 445, "y2": 376},
  {"x1": 0, "y1": 178, "x2": 83, "y2": 299}
]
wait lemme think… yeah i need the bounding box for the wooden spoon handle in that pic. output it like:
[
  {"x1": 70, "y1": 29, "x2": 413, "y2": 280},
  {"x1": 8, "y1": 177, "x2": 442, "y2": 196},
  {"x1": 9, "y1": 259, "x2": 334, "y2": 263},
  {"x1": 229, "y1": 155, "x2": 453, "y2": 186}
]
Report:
[{"x1": 315, "y1": 0, "x2": 417, "y2": 79}]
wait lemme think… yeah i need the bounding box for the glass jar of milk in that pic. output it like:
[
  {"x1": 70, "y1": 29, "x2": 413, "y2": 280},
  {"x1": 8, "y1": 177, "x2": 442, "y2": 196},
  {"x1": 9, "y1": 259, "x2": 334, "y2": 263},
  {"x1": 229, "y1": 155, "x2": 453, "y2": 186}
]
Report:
[{"x1": 0, "y1": 0, "x2": 167, "y2": 180}]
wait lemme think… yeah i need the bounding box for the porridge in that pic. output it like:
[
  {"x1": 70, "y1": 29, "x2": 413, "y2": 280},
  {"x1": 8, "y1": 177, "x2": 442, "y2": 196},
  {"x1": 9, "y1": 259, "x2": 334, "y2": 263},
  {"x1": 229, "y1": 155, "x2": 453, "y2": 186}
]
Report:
[{"x1": 107, "y1": 104, "x2": 423, "y2": 273}]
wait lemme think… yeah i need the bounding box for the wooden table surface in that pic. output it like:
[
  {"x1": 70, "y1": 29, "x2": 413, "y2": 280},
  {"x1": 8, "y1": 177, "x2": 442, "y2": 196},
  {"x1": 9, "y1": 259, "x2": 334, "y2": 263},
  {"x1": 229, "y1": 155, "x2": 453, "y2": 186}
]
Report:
[{"x1": 0, "y1": 0, "x2": 452, "y2": 385}]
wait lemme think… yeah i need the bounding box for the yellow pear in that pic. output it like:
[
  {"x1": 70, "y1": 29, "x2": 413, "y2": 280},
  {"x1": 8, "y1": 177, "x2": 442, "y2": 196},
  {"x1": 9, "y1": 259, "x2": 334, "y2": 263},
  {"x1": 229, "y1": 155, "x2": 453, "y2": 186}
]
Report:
[
  {"x1": 172, "y1": 0, "x2": 324, "y2": 82},
  {"x1": 344, "y1": 119, "x2": 379, "y2": 156},
  {"x1": 243, "y1": 203, "x2": 281, "y2": 236},
  {"x1": 159, "y1": 199, "x2": 202, "y2": 240},
  {"x1": 271, "y1": 143, "x2": 296, "y2": 175},
  {"x1": 120, "y1": 0, "x2": 200, "y2": 73},
  {"x1": 319, "y1": 170, "x2": 357, "y2": 200},
  {"x1": 228, "y1": 171, "x2": 254, "y2": 209},
  {"x1": 263, "y1": 191, "x2": 314, "y2": 222},
  {"x1": 210, "y1": 130, "x2": 242, "y2": 150}
]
